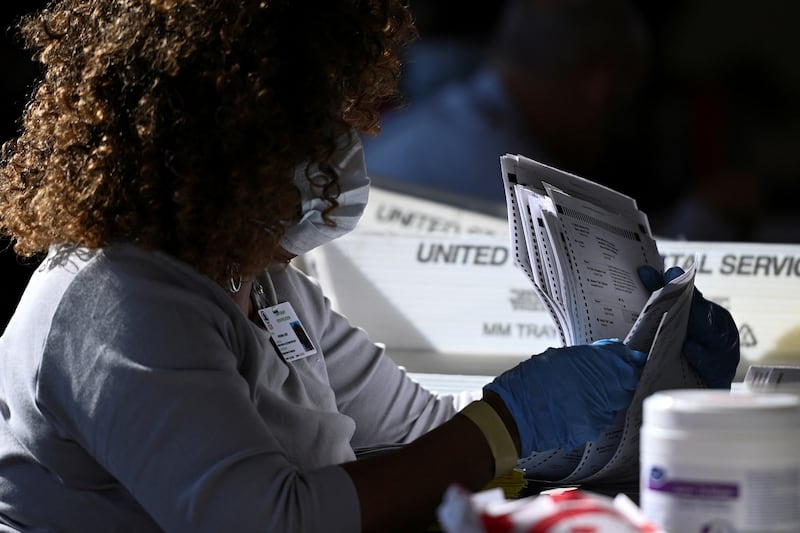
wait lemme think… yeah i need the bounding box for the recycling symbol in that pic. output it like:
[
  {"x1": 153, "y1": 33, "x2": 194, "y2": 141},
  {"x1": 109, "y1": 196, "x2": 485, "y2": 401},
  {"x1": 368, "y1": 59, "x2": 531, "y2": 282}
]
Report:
[{"x1": 739, "y1": 324, "x2": 757, "y2": 347}]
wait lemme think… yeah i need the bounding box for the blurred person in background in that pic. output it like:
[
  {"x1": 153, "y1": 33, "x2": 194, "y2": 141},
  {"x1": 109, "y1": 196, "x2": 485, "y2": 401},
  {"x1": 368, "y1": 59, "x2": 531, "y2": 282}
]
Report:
[
  {"x1": 390, "y1": 0, "x2": 505, "y2": 103},
  {"x1": 363, "y1": 0, "x2": 650, "y2": 214}
]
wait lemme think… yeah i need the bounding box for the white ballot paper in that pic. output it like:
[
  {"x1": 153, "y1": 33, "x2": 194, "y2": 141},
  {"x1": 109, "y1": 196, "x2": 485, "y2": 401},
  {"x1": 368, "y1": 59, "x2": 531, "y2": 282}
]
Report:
[{"x1": 501, "y1": 154, "x2": 704, "y2": 484}]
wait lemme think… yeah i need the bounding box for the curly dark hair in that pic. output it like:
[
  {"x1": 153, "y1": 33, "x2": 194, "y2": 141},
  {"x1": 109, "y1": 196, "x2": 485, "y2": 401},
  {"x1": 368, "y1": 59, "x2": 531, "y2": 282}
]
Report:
[{"x1": 0, "y1": 0, "x2": 416, "y2": 284}]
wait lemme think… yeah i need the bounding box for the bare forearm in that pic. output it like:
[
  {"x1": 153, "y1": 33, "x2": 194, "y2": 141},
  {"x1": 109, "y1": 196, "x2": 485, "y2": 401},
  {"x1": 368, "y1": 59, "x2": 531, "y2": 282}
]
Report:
[{"x1": 342, "y1": 393, "x2": 520, "y2": 532}]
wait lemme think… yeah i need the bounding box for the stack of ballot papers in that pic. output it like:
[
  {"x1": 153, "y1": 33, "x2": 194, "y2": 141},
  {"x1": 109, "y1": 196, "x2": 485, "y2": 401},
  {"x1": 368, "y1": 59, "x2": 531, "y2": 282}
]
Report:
[{"x1": 500, "y1": 154, "x2": 704, "y2": 484}]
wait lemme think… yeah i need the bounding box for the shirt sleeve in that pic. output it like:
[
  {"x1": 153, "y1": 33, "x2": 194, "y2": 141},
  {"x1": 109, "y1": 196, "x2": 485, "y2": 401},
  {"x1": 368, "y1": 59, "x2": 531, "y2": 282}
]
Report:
[
  {"x1": 284, "y1": 267, "x2": 460, "y2": 448},
  {"x1": 36, "y1": 258, "x2": 361, "y2": 533}
]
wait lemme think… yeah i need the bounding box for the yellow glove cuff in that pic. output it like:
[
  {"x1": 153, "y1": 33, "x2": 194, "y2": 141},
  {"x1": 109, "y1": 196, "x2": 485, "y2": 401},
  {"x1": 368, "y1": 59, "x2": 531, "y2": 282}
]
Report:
[{"x1": 460, "y1": 400, "x2": 518, "y2": 477}]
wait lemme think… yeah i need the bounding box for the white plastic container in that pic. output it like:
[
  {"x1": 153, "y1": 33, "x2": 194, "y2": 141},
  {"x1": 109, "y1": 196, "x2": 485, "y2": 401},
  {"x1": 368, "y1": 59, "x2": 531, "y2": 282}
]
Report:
[{"x1": 640, "y1": 389, "x2": 800, "y2": 533}]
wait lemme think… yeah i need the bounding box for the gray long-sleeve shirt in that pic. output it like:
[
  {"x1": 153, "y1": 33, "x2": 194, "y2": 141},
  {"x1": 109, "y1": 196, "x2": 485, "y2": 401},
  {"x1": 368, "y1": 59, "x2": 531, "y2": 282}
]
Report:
[{"x1": 0, "y1": 244, "x2": 458, "y2": 532}]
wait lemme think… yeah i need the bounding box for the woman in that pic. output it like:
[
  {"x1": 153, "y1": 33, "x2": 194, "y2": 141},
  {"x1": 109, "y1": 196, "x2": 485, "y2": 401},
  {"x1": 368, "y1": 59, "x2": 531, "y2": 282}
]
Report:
[{"x1": 0, "y1": 1, "x2": 739, "y2": 531}]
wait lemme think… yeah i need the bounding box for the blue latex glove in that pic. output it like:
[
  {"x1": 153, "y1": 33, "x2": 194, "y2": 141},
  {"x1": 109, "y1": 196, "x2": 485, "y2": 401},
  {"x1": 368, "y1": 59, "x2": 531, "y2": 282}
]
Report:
[
  {"x1": 484, "y1": 340, "x2": 646, "y2": 456},
  {"x1": 638, "y1": 265, "x2": 740, "y2": 389}
]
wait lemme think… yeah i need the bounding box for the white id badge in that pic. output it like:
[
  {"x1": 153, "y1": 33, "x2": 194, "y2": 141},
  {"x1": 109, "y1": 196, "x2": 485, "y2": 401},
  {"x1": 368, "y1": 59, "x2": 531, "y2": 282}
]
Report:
[{"x1": 257, "y1": 302, "x2": 317, "y2": 362}]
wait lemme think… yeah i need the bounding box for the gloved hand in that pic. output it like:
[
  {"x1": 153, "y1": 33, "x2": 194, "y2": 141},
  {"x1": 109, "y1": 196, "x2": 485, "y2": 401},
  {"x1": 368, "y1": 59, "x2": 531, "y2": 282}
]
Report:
[
  {"x1": 484, "y1": 340, "x2": 646, "y2": 457},
  {"x1": 638, "y1": 265, "x2": 740, "y2": 389}
]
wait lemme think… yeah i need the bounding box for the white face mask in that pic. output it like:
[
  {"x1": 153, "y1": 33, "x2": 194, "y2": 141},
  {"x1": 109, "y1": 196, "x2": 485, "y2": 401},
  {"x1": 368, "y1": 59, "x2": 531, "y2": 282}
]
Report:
[{"x1": 279, "y1": 131, "x2": 370, "y2": 256}]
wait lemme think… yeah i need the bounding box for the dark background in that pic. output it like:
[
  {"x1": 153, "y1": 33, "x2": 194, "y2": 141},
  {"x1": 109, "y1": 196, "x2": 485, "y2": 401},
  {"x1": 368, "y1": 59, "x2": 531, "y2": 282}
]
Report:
[
  {"x1": 1, "y1": 1, "x2": 48, "y2": 333},
  {"x1": 1, "y1": 0, "x2": 799, "y2": 331}
]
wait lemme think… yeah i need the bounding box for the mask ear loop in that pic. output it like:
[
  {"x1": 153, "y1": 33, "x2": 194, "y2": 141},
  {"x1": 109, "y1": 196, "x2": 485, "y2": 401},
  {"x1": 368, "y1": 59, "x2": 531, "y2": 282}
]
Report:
[{"x1": 228, "y1": 262, "x2": 242, "y2": 293}]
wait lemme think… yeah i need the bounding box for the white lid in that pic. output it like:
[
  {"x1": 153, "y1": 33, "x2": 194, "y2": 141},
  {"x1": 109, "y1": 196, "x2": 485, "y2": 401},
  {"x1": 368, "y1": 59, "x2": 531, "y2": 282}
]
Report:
[{"x1": 643, "y1": 389, "x2": 800, "y2": 431}]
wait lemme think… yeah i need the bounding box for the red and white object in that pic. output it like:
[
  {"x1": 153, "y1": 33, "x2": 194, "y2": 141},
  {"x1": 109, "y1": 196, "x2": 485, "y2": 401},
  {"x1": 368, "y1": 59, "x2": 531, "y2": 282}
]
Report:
[{"x1": 437, "y1": 485, "x2": 663, "y2": 533}]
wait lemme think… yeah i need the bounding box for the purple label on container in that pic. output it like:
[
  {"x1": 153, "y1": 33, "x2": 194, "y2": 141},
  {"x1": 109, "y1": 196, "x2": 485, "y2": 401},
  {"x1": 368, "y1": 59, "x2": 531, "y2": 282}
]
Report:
[{"x1": 648, "y1": 467, "x2": 739, "y2": 500}]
